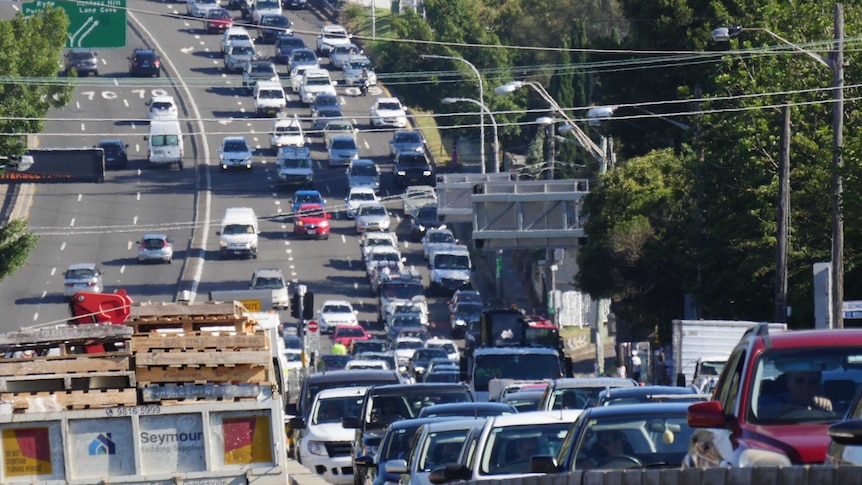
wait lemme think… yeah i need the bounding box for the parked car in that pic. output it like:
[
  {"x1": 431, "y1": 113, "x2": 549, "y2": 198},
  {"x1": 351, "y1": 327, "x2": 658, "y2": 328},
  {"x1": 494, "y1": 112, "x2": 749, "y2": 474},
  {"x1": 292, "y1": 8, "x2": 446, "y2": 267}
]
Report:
[
  {"x1": 64, "y1": 48, "x2": 99, "y2": 76},
  {"x1": 63, "y1": 263, "x2": 103, "y2": 299},
  {"x1": 136, "y1": 234, "x2": 173, "y2": 264},
  {"x1": 531, "y1": 403, "x2": 694, "y2": 473},
  {"x1": 96, "y1": 139, "x2": 129, "y2": 169},
  {"x1": 128, "y1": 48, "x2": 161, "y2": 77}
]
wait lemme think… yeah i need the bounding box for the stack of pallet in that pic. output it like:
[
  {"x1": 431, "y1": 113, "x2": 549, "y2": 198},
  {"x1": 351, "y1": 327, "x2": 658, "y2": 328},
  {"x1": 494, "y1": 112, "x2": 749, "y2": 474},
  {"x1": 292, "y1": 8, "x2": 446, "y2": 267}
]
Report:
[
  {"x1": 127, "y1": 301, "x2": 273, "y2": 405},
  {"x1": 0, "y1": 324, "x2": 137, "y2": 413}
]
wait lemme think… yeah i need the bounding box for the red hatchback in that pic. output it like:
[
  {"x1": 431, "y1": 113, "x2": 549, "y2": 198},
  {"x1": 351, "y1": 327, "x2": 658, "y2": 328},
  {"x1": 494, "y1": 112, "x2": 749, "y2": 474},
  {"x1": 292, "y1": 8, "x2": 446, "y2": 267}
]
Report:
[
  {"x1": 204, "y1": 8, "x2": 233, "y2": 34},
  {"x1": 331, "y1": 325, "x2": 370, "y2": 347},
  {"x1": 294, "y1": 203, "x2": 331, "y2": 240}
]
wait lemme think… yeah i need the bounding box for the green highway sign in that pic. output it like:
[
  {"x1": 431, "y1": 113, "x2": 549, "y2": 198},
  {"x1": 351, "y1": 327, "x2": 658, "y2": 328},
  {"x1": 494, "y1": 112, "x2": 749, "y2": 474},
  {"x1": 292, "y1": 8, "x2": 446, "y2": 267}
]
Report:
[{"x1": 23, "y1": 0, "x2": 126, "y2": 49}]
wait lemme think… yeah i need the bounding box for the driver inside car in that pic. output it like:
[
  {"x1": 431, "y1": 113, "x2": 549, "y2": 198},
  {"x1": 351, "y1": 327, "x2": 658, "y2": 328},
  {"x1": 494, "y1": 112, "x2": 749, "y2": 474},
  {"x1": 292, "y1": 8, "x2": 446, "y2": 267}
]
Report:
[{"x1": 758, "y1": 370, "x2": 833, "y2": 418}]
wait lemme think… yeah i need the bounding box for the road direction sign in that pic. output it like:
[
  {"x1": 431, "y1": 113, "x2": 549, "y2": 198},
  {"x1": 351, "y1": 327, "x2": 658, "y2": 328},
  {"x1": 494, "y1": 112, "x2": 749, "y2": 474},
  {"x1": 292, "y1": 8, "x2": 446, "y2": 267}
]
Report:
[
  {"x1": 22, "y1": 0, "x2": 127, "y2": 49},
  {"x1": 307, "y1": 320, "x2": 319, "y2": 333},
  {"x1": 843, "y1": 301, "x2": 862, "y2": 319}
]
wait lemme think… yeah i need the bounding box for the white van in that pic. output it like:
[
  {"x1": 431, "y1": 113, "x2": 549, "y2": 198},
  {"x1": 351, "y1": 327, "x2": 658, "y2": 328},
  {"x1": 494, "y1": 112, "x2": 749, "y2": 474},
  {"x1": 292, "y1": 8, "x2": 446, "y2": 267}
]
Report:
[
  {"x1": 146, "y1": 119, "x2": 184, "y2": 169},
  {"x1": 254, "y1": 81, "x2": 286, "y2": 117},
  {"x1": 217, "y1": 207, "x2": 259, "y2": 259}
]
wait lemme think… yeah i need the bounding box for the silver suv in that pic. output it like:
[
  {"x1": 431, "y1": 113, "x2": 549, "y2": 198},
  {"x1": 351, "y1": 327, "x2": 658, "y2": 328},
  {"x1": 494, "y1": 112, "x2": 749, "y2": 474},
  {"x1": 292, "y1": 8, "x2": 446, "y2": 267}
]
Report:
[
  {"x1": 64, "y1": 48, "x2": 99, "y2": 76},
  {"x1": 63, "y1": 263, "x2": 103, "y2": 299}
]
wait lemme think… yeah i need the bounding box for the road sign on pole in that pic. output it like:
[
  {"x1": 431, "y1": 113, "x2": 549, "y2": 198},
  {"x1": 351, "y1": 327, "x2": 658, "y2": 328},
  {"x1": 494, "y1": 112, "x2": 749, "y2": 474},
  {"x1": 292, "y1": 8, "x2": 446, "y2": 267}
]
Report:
[
  {"x1": 22, "y1": 0, "x2": 127, "y2": 49},
  {"x1": 307, "y1": 320, "x2": 319, "y2": 333}
]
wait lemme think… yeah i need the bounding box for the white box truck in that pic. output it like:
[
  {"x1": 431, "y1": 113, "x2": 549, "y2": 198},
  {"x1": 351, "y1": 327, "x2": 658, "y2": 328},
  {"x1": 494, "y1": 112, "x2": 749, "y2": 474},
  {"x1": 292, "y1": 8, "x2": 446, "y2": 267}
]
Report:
[{"x1": 217, "y1": 207, "x2": 259, "y2": 260}]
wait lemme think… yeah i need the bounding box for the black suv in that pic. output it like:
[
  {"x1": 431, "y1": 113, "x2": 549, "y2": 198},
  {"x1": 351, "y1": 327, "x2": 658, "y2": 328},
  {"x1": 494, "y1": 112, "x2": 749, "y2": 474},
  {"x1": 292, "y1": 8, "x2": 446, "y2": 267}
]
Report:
[
  {"x1": 96, "y1": 139, "x2": 129, "y2": 169},
  {"x1": 128, "y1": 49, "x2": 162, "y2": 77},
  {"x1": 393, "y1": 153, "x2": 435, "y2": 188},
  {"x1": 64, "y1": 48, "x2": 99, "y2": 76},
  {"x1": 258, "y1": 14, "x2": 292, "y2": 44}
]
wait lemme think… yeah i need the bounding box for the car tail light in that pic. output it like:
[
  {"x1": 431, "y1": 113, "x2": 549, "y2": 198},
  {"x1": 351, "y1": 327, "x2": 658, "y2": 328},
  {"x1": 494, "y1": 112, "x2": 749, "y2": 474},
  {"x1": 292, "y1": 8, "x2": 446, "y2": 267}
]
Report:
[
  {"x1": 162, "y1": 240, "x2": 169, "y2": 248},
  {"x1": 64, "y1": 283, "x2": 74, "y2": 288},
  {"x1": 154, "y1": 60, "x2": 161, "y2": 68}
]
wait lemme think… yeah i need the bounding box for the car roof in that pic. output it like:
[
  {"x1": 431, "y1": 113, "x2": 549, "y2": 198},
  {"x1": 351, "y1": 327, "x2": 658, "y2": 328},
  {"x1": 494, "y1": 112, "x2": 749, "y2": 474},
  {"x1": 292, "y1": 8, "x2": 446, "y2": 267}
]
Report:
[
  {"x1": 750, "y1": 327, "x2": 862, "y2": 349},
  {"x1": 350, "y1": 187, "x2": 376, "y2": 194},
  {"x1": 419, "y1": 417, "x2": 488, "y2": 433},
  {"x1": 350, "y1": 158, "x2": 375, "y2": 166},
  {"x1": 315, "y1": 386, "x2": 371, "y2": 399},
  {"x1": 150, "y1": 95, "x2": 174, "y2": 103},
  {"x1": 579, "y1": 401, "x2": 694, "y2": 419},
  {"x1": 304, "y1": 369, "x2": 400, "y2": 383},
  {"x1": 226, "y1": 26, "x2": 250, "y2": 34},
  {"x1": 141, "y1": 233, "x2": 169, "y2": 240},
  {"x1": 422, "y1": 402, "x2": 512, "y2": 413},
  {"x1": 223, "y1": 136, "x2": 247, "y2": 143},
  {"x1": 321, "y1": 299, "x2": 353, "y2": 307},
  {"x1": 295, "y1": 189, "x2": 321, "y2": 196},
  {"x1": 599, "y1": 385, "x2": 697, "y2": 399},
  {"x1": 321, "y1": 24, "x2": 347, "y2": 33},
  {"x1": 386, "y1": 416, "x2": 459, "y2": 431},
  {"x1": 486, "y1": 409, "x2": 582, "y2": 426},
  {"x1": 67, "y1": 263, "x2": 98, "y2": 270},
  {"x1": 252, "y1": 268, "x2": 284, "y2": 277},
  {"x1": 376, "y1": 97, "x2": 400, "y2": 103},
  {"x1": 98, "y1": 139, "x2": 124, "y2": 146},
  {"x1": 547, "y1": 377, "x2": 637, "y2": 389},
  {"x1": 368, "y1": 382, "x2": 472, "y2": 394}
]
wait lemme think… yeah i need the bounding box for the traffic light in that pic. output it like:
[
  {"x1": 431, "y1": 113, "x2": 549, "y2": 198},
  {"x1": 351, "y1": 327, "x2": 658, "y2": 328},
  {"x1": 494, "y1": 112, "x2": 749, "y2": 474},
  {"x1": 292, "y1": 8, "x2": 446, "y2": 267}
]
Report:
[
  {"x1": 302, "y1": 292, "x2": 314, "y2": 320},
  {"x1": 291, "y1": 293, "x2": 301, "y2": 318}
]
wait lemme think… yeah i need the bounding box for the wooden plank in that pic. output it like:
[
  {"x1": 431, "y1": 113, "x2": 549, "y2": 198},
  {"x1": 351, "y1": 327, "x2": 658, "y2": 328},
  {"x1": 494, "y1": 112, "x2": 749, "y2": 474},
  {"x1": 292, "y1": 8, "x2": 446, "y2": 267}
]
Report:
[
  {"x1": 0, "y1": 371, "x2": 136, "y2": 393},
  {"x1": 136, "y1": 365, "x2": 267, "y2": 384},
  {"x1": 0, "y1": 325, "x2": 132, "y2": 346},
  {"x1": 2, "y1": 388, "x2": 137, "y2": 412},
  {"x1": 128, "y1": 318, "x2": 257, "y2": 335},
  {"x1": 131, "y1": 333, "x2": 267, "y2": 352},
  {"x1": 135, "y1": 350, "x2": 271, "y2": 367},
  {"x1": 140, "y1": 383, "x2": 262, "y2": 402},
  {"x1": 129, "y1": 301, "x2": 243, "y2": 318},
  {"x1": 0, "y1": 355, "x2": 131, "y2": 377}
]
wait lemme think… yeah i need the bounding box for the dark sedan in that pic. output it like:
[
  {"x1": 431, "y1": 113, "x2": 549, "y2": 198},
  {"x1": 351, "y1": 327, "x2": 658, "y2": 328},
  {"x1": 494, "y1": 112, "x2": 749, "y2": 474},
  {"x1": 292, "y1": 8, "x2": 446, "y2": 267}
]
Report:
[
  {"x1": 409, "y1": 204, "x2": 443, "y2": 242},
  {"x1": 96, "y1": 139, "x2": 129, "y2": 169},
  {"x1": 274, "y1": 34, "x2": 306, "y2": 64},
  {"x1": 258, "y1": 14, "x2": 293, "y2": 43}
]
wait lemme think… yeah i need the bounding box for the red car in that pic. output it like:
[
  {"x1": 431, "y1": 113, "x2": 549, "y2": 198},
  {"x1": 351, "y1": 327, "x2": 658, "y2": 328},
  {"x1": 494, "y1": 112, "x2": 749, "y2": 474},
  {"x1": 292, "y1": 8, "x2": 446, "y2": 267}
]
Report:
[
  {"x1": 294, "y1": 203, "x2": 331, "y2": 239},
  {"x1": 686, "y1": 324, "x2": 862, "y2": 467},
  {"x1": 331, "y1": 324, "x2": 370, "y2": 347},
  {"x1": 204, "y1": 8, "x2": 233, "y2": 34}
]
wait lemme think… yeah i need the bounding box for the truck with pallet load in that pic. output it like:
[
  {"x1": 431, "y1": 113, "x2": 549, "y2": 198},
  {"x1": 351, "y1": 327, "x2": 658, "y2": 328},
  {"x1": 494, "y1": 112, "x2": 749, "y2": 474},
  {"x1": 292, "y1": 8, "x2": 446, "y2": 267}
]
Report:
[
  {"x1": 0, "y1": 294, "x2": 289, "y2": 484},
  {"x1": 460, "y1": 307, "x2": 571, "y2": 401}
]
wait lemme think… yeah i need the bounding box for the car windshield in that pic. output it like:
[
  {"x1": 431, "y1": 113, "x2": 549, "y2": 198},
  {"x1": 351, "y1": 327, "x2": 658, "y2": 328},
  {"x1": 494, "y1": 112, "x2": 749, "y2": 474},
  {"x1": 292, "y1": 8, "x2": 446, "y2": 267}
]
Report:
[
  {"x1": 307, "y1": 77, "x2": 330, "y2": 86},
  {"x1": 208, "y1": 9, "x2": 230, "y2": 19},
  {"x1": 151, "y1": 102, "x2": 173, "y2": 111},
  {"x1": 142, "y1": 238, "x2": 166, "y2": 250},
  {"x1": 351, "y1": 164, "x2": 376, "y2": 176},
  {"x1": 332, "y1": 139, "x2": 356, "y2": 150},
  {"x1": 346, "y1": 60, "x2": 371, "y2": 70},
  {"x1": 276, "y1": 125, "x2": 300, "y2": 134},
  {"x1": 251, "y1": 64, "x2": 273, "y2": 74},
  {"x1": 428, "y1": 232, "x2": 454, "y2": 244},
  {"x1": 359, "y1": 205, "x2": 386, "y2": 217},
  {"x1": 365, "y1": 389, "x2": 471, "y2": 431},
  {"x1": 434, "y1": 254, "x2": 470, "y2": 270},
  {"x1": 324, "y1": 30, "x2": 347, "y2": 39},
  {"x1": 317, "y1": 109, "x2": 341, "y2": 118},
  {"x1": 314, "y1": 97, "x2": 338, "y2": 108},
  {"x1": 399, "y1": 156, "x2": 429, "y2": 168},
  {"x1": 278, "y1": 37, "x2": 304, "y2": 48},
  {"x1": 260, "y1": 89, "x2": 283, "y2": 99},
  {"x1": 430, "y1": 342, "x2": 457, "y2": 355},
  {"x1": 382, "y1": 283, "x2": 423, "y2": 300},
  {"x1": 66, "y1": 268, "x2": 96, "y2": 279},
  {"x1": 394, "y1": 339, "x2": 423, "y2": 350},
  {"x1": 351, "y1": 192, "x2": 376, "y2": 202},
  {"x1": 473, "y1": 354, "x2": 562, "y2": 391},
  {"x1": 378, "y1": 102, "x2": 401, "y2": 111},
  {"x1": 323, "y1": 304, "x2": 353, "y2": 314},
  {"x1": 337, "y1": 327, "x2": 366, "y2": 337},
  {"x1": 370, "y1": 252, "x2": 399, "y2": 264},
  {"x1": 293, "y1": 51, "x2": 315, "y2": 62},
  {"x1": 262, "y1": 16, "x2": 288, "y2": 27},
  {"x1": 380, "y1": 425, "x2": 423, "y2": 462},
  {"x1": 232, "y1": 46, "x2": 254, "y2": 56},
  {"x1": 392, "y1": 316, "x2": 422, "y2": 327},
  {"x1": 284, "y1": 352, "x2": 302, "y2": 362},
  {"x1": 295, "y1": 193, "x2": 321, "y2": 204},
  {"x1": 416, "y1": 207, "x2": 437, "y2": 220},
  {"x1": 281, "y1": 157, "x2": 311, "y2": 169},
  {"x1": 299, "y1": 207, "x2": 324, "y2": 218},
  {"x1": 413, "y1": 348, "x2": 448, "y2": 362},
  {"x1": 70, "y1": 51, "x2": 94, "y2": 61},
  {"x1": 479, "y1": 423, "x2": 571, "y2": 476},
  {"x1": 395, "y1": 132, "x2": 421, "y2": 144},
  {"x1": 353, "y1": 341, "x2": 388, "y2": 353},
  {"x1": 253, "y1": 276, "x2": 284, "y2": 289},
  {"x1": 313, "y1": 393, "x2": 365, "y2": 425},
  {"x1": 228, "y1": 34, "x2": 248, "y2": 42},
  {"x1": 223, "y1": 224, "x2": 255, "y2": 235},
  {"x1": 257, "y1": 0, "x2": 279, "y2": 8},
  {"x1": 223, "y1": 140, "x2": 248, "y2": 152},
  {"x1": 750, "y1": 347, "x2": 862, "y2": 423}
]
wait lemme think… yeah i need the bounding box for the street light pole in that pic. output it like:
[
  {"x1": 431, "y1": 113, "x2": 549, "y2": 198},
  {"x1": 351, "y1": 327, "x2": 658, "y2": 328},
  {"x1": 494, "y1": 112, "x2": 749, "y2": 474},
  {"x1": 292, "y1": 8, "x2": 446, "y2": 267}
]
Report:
[
  {"x1": 422, "y1": 54, "x2": 486, "y2": 173},
  {"x1": 440, "y1": 97, "x2": 500, "y2": 172},
  {"x1": 713, "y1": 4, "x2": 845, "y2": 327},
  {"x1": 495, "y1": 80, "x2": 608, "y2": 170}
]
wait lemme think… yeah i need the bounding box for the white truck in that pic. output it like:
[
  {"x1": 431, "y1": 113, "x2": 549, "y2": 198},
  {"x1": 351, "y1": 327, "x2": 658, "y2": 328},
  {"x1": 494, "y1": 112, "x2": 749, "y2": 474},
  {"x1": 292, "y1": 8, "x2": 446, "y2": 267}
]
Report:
[
  {"x1": 671, "y1": 319, "x2": 787, "y2": 387},
  {"x1": 276, "y1": 146, "x2": 314, "y2": 189},
  {"x1": 428, "y1": 243, "x2": 472, "y2": 295},
  {"x1": 0, "y1": 300, "x2": 289, "y2": 485}
]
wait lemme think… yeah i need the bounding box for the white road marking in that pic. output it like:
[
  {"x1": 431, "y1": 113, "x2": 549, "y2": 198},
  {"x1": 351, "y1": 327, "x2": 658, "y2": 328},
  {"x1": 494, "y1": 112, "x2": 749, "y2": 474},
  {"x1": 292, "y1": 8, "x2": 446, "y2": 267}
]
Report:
[
  {"x1": 120, "y1": 265, "x2": 126, "y2": 274},
  {"x1": 69, "y1": 218, "x2": 75, "y2": 227},
  {"x1": 181, "y1": 47, "x2": 195, "y2": 54},
  {"x1": 50, "y1": 267, "x2": 56, "y2": 276},
  {"x1": 77, "y1": 194, "x2": 82, "y2": 202},
  {"x1": 33, "y1": 313, "x2": 39, "y2": 321}
]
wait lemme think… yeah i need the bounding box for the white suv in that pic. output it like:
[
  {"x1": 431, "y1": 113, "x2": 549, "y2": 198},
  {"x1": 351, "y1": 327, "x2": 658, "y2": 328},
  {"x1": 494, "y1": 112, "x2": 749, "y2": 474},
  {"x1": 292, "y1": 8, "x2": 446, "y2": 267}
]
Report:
[
  {"x1": 218, "y1": 136, "x2": 254, "y2": 171},
  {"x1": 146, "y1": 95, "x2": 178, "y2": 120},
  {"x1": 316, "y1": 24, "x2": 351, "y2": 56},
  {"x1": 370, "y1": 97, "x2": 408, "y2": 128},
  {"x1": 299, "y1": 68, "x2": 336, "y2": 104}
]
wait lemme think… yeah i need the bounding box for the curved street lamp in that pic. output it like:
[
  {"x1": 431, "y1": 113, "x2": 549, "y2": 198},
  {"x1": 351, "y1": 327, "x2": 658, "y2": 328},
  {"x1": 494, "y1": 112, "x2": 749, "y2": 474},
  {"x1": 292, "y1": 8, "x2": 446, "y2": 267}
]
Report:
[
  {"x1": 422, "y1": 54, "x2": 486, "y2": 173},
  {"x1": 441, "y1": 97, "x2": 500, "y2": 173},
  {"x1": 713, "y1": 5, "x2": 845, "y2": 328}
]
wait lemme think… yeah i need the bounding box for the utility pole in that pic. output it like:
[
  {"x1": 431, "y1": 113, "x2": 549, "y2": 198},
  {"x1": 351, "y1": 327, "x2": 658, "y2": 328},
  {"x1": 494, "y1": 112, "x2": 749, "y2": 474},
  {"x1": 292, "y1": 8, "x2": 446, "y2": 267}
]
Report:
[
  {"x1": 775, "y1": 104, "x2": 790, "y2": 323},
  {"x1": 831, "y1": 3, "x2": 845, "y2": 328},
  {"x1": 297, "y1": 284, "x2": 307, "y2": 366}
]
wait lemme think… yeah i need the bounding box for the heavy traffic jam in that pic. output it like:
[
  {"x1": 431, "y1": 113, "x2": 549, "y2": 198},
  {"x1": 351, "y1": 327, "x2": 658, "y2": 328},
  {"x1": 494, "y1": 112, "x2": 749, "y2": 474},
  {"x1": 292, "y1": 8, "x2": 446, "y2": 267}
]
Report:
[{"x1": 3, "y1": 0, "x2": 862, "y2": 483}]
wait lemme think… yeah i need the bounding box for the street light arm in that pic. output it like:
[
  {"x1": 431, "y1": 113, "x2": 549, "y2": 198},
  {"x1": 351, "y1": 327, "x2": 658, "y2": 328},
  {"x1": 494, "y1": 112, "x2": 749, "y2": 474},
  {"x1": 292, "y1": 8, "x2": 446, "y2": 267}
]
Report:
[
  {"x1": 441, "y1": 97, "x2": 501, "y2": 172},
  {"x1": 713, "y1": 26, "x2": 832, "y2": 70}
]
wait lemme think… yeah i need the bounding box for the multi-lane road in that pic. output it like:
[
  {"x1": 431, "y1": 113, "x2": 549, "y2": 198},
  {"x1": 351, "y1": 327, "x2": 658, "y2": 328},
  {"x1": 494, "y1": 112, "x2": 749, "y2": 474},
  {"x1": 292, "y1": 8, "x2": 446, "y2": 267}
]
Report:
[{"x1": 0, "y1": 1, "x2": 453, "y2": 342}]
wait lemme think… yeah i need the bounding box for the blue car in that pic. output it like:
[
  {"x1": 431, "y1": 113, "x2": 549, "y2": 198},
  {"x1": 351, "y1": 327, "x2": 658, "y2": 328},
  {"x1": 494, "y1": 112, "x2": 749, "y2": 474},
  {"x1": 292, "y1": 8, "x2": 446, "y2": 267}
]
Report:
[
  {"x1": 356, "y1": 417, "x2": 454, "y2": 485},
  {"x1": 292, "y1": 189, "x2": 325, "y2": 214}
]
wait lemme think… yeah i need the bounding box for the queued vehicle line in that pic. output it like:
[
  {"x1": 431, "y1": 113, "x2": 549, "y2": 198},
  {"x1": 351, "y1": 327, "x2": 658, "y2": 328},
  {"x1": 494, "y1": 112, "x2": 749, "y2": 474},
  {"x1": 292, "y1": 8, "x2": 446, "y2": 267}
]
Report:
[{"x1": 128, "y1": 8, "x2": 213, "y2": 303}]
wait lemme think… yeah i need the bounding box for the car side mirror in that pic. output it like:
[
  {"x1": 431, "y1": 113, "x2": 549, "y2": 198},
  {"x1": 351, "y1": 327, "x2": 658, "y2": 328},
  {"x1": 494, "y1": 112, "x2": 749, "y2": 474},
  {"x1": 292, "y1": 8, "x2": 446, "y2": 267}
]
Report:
[
  {"x1": 326, "y1": 213, "x2": 332, "y2": 220},
  {"x1": 216, "y1": 230, "x2": 221, "y2": 235}
]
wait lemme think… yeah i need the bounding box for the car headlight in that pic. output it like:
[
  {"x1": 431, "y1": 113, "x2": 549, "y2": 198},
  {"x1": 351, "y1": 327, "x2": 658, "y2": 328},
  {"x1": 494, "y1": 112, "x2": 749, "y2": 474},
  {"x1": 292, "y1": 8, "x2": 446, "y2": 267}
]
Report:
[
  {"x1": 307, "y1": 440, "x2": 328, "y2": 456},
  {"x1": 423, "y1": 170, "x2": 432, "y2": 176},
  {"x1": 297, "y1": 220, "x2": 305, "y2": 226},
  {"x1": 357, "y1": 221, "x2": 367, "y2": 228},
  {"x1": 219, "y1": 241, "x2": 227, "y2": 248},
  {"x1": 320, "y1": 220, "x2": 329, "y2": 227},
  {"x1": 396, "y1": 170, "x2": 406, "y2": 176},
  {"x1": 455, "y1": 319, "x2": 466, "y2": 326}
]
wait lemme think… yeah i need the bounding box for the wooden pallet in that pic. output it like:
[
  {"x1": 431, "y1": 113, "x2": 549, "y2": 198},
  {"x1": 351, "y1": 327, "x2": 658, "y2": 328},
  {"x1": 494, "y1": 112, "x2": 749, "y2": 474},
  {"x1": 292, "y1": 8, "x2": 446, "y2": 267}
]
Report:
[
  {"x1": 136, "y1": 365, "x2": 268, "y2": 385},
  {"x1": 2, "y1": 388, "x2": 137, "y2": 412},
  {"x1": 0, "y1": 354, "x2": 131, "y2": 377},
  {"x1": 0, "y1": 370, "x2": 135, "y2": 393},
  {"x1": 131, "y1": 332, "x2": 268, "y2": 352},
  {"x1": 126, "y1": 317, "x2": 257, "y2": 335},
  {"x1": 0, "y1": 325, "x2": 132, "y2": 358},
  {"x1": 140, "y1": 382, "x2": 264, "y2": 403},
  {"x1": 135, "y1": 350, "x2": 270, "y2": 367}
]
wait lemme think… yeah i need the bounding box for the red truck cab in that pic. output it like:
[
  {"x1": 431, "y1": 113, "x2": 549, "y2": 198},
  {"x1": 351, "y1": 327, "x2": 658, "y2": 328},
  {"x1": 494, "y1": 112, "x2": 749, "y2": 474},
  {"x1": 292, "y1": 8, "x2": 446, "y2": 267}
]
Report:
[{"x1": 685, "y1": 324, "x2": 862, "y2": 467}]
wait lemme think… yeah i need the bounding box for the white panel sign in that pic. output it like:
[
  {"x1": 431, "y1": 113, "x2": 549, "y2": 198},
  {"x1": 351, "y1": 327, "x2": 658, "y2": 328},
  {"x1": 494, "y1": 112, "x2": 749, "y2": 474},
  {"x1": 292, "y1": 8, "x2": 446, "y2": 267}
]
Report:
[
  {"x1": 68, "y1": 418, "x2": 135, "y2": 479},
  {"x1": 140, "y1": 414, "x2": 205, "y2": 474}
]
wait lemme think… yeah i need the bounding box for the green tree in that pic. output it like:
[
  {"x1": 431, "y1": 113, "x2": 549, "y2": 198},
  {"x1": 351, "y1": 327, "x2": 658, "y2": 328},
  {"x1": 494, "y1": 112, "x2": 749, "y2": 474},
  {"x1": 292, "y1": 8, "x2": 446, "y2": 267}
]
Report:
[{"x1": 0, "y1": 219, "x2": 39, "y2": 279}]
